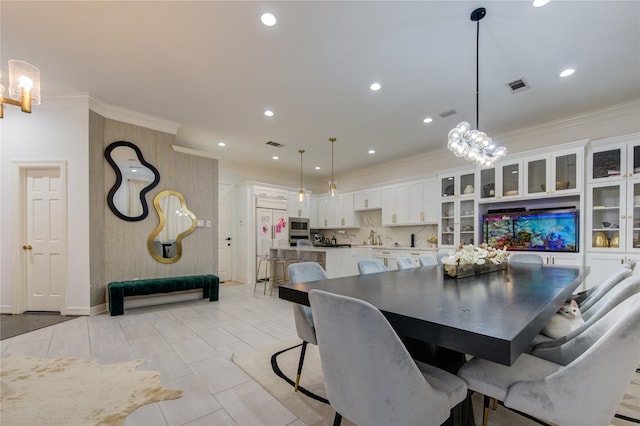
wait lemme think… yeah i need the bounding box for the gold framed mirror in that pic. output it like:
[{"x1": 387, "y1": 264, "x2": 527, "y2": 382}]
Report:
[{"x1": 147, "y1": 190, "x2": 197, "y2": 263}]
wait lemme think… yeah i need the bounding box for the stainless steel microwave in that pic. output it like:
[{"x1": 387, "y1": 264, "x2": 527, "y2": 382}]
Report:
[{"x1": 289, "y1": 217, "x2": 310, "y2": 232}]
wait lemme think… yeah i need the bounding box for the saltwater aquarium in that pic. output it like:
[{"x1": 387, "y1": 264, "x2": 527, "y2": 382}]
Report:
[{"x1": 483, "y1": 209, "x2": 578, "y2": 252}]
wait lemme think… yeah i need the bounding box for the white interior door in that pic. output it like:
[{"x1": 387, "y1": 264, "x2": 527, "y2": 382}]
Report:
[
  {"x1": 26, "y1": 168, "x2": 64, "y2": 311},
  {"x1": 217, "y1": 183, "x2": 232, "y2": 282}
]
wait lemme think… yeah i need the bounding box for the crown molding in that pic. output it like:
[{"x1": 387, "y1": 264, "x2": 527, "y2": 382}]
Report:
[
  {"x1": 171, "y1": 144, "x2": 219, "y2": 160},
  {"x1": 495, "y1": 99, "x2": 640, "y2": 141},
  {"x1": 89, "y1": 96, "x2": 181, "y2": 135}
]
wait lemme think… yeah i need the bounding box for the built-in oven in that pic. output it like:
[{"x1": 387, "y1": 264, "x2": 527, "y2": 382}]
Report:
[{"x1": 289, "y1": 217, "x2": 310, "y2": 246}]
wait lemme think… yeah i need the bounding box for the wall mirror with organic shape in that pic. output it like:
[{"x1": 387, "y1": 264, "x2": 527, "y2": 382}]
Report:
[
  {"x1": 105, "y1": 141, "x2": 160, "y2": 221},
  {"x1": 148, "y1": 190, "x2": 197, "y2": 263}
]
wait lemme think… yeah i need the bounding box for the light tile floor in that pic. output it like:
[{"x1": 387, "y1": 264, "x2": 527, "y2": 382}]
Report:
[{"x1": 1, "y1": 284, "x2": 306, "y2": 426}]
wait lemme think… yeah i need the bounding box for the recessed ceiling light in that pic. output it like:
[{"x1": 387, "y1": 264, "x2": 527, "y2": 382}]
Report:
[
  {"x1": 272, "y1": 156, "x2": 279, "y2": 160},
  {"x1": 532, "y1": 0, "x2": 551, "y2": 7},
  {"x1": 370, "y1": 82, "x2": 381, "y2": 91},
  {"x1": 217, "y1": 141, "x2": 226, "y2": 147},
  {"x1": 423, "y1": 117, "x2": 433, "y2": 124},
  {"x1": 261, "y1": 13, "x2": 277, "y2": 27},
  {"x1": 264, "y1": 109, "x2": 274, "y2": 117},
  {"x1": 559, "y1": 68, "x2": 575, "y2": 78},
  {"x1": 368, "y1": 149, "x2": 376, "y2": 154},
  {"x1": 314, "y1": 166, "x2": 321, "y2": 170}
]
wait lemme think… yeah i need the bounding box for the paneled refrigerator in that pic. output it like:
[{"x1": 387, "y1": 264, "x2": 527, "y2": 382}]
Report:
[{"x1": 256, "y1": 198, "x2": 289, "y2": 262}]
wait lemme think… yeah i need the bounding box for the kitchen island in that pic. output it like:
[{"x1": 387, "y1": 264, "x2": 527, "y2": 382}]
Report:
[{"x1": 270, "y1": 246, "x2": 374, "y2": 278}]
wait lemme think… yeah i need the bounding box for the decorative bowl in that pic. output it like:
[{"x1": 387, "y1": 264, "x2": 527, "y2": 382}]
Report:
[
  {"x1": 602, "y1": 221, "x2": 612, "y2": 228},
  {"x1": 556, "y1": 181, "x2": 570, "y2": 190}
]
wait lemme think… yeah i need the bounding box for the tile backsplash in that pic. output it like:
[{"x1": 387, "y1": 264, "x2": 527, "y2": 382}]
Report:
[{"x1": 316, "y1": 210, "x2": 438, "y2": 249}]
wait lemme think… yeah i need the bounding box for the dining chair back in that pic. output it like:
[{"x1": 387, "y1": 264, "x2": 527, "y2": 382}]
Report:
[
  {"x1": 578, "y1": 267, "x2": 631, "y2": 313},
  {"x1": 287, "y1": 262, "x2": 327, "y2": 391},
  {"x1": 395, "y1": 256, "x2": 418, "y2": 270},
  {"x1": 507, "y1": 253, "x2": 544, "y2": 265},
  {"x1": 418, "y1": 254, "x2": 438, "y2": 266},
  {"x1": 458, "y1": 292, "x2": 640, "y2": 426},
  {"x1": 530, "y1": 275, "x2": 640, "y2": 358},
  {"x1": 357, "y1": 258, "x2": 387, "y2": 274},
  {"x1": 308, "y1": 289, "x2": 467, "y2": 426}
]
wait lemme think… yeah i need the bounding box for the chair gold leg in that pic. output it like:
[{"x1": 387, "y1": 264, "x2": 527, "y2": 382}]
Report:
[
  {"x1": 492, "y1": 398, "x2": 498, "y2": 410},
  {"x1": 482, "y1": 395, "x2": 491, "y2": 426}
]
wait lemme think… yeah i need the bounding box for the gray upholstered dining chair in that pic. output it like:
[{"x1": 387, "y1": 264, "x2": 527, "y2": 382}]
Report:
[
  {"x1": 395, "y1": 256, "x2": 419, "y2": 269},
  {"x1": 507, "y1": 253, "x2": 543, "y2": 265},
  {"x1": 458, "y1": 292, "x2": 640, "y2": 426},
  {"x1": 529, "y1": 275, "x2": 640, "y2": 355},
  {"x1": 287, "y1": 261, "x2": 327, "y2": 392},
  {"x1": 418, "y1": 254, "x2": 438, "y2": 266},
  {"x1": 308, "y1": 289, "x2": 468, "y2": 426},
  {"x1": 357, "y1": 258, "x2": 387, "y2": 274},
  {"x1": 578, "y1": 266, "x2": 631, "y2": 313}
]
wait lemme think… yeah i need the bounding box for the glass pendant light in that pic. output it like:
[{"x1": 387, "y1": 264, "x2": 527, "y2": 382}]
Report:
[
  {"x1": 328, "y1": 137, "x2": 337, "y2": 197},
  {"x1": 297, "y1": 149, "x2": 306, "y2": 206}
]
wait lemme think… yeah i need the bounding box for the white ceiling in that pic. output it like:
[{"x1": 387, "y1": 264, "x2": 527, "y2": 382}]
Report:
[{"x1": 2, "y1": 1, "x2": 639, "y2": 179}]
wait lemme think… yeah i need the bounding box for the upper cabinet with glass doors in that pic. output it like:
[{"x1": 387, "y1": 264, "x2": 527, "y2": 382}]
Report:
[
  {"x1": 588, "y1": 133, "x2": 640, "y2": 182},
  {"x1": 524, "y1": 146, "x2": 584, "y2": 198},
  {"x1": 478, "y1": 159, "x2": 522, "y2": 201},
  {"x1": 439, "y1": 170, "x2": 476, "y2": 198}
]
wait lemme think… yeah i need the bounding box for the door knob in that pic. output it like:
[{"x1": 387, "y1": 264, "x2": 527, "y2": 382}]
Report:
[{"x1": 22, "y1": 244, "x2": 32, "y2": 250}]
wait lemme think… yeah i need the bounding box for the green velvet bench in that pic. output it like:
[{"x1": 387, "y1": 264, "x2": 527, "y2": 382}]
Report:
[{"x1": 108, "y1": 274, "x2": 219, "y2": 316}]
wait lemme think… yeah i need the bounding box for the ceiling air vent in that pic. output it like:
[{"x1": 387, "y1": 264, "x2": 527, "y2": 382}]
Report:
[
  {"x1": 266, "y1": 141, "x2": 285, "y2": 148},
  {"x1": 439, "y1": 109, "x2": 457, "y2": 118},
  {"x1": 507, "y1": 78, "x2": 530, "y2": 93}
]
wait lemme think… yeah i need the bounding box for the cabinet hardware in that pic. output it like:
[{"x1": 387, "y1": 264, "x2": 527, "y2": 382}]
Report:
[
  {"x1": 420, "y1": 212, "x2": 425, "y2": 221},
  {"x1": 341, "y1": 218, "x2": 345, "y2": 226},
  {"x1": 392, "y1": 214, "x2": 396, "y2": 223},
  {"x1": 22, "y1": 244, "x2": 32, "y2": 250}
]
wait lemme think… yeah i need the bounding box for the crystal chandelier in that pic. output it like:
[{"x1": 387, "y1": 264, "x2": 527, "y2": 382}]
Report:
[{"x1": 447, "y1": 7, "x2": 506, "y2": 168}]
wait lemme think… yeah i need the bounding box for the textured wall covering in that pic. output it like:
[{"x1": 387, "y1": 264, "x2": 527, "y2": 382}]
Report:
[{"x1": 89, "y1": 112, "x2": 218, "y2": 308}]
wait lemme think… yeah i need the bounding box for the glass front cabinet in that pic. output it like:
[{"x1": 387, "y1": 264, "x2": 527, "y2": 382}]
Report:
[
  {"x1": 440, "y1": 198, "x2": 476, "y2": 249},
  {"x1": 588, "y1": 134, "x2": 640, "y2": 182},
  {"x1": 587, "y1": 181, "x2": 640, "y2": 253},
  {"x1": 478, "y1": 159, "x2": 522, "y2": 201},
  {"x1": 524, "y1": 149, "x2": 582, "y2": 197}
]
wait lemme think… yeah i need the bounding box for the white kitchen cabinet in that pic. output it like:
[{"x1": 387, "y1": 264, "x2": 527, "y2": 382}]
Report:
[
  {"x1": 539, "y1": 252, "x2": 583, "y2": 267},
  {"x1": 316, "y1": 195, "x2": 331, "y2": 228},
  {"x1": 439, "y1": 197, "x2": 476, "y2": 249},
  {"x1": 381, "y1": 180, "x2": 437, "y2": 226},
  {"x1": 315, "y1": 193, "x2": 358, "y2": 229},
  {"x1": 333, "y1": 192, "x2": 359, "y2": 228},
  {"x1": 373, "y1": 248, "x2": 433, "y2": 271},
  {"x1": 524, "y1": 148, "x2": 583, "y2": 198},
  {"x1": 354, "y1": 188, "x2": 381, "y2": 210},
  {"x1": 309, "y1": 196, "x2": 319, "y2": 228},
  {"x1": 587, "y1": 133, "x2": 640, "y2": 182},
  {"x1": 252, "y1": 185, "x2": 288, "y2": 199},
  {"x1": 381, "y1": 184, "x2": 410, "y2": 226},
  {"x1": 287, "y1": 191, "x2": 311, "y2": 218}
]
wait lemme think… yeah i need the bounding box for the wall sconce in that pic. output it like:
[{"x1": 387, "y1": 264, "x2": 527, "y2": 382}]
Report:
[{"x1": 0, "y1": 60, "x2": 41, "y2": 119}]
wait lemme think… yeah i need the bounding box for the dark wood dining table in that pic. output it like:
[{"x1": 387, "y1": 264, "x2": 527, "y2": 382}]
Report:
[{"x1": 279, "y1": 263, "x2": 587, "y2": 366}]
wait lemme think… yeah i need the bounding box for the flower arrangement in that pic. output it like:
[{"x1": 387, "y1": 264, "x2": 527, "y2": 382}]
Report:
[{"x1": 442, "y1": 243, "x2": 509, "y2": 278}]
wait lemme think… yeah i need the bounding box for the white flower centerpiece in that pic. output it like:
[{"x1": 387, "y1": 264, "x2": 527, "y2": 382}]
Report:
[{"x1": 441, "y1": 243, "x2": 509, "y2": 278}]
